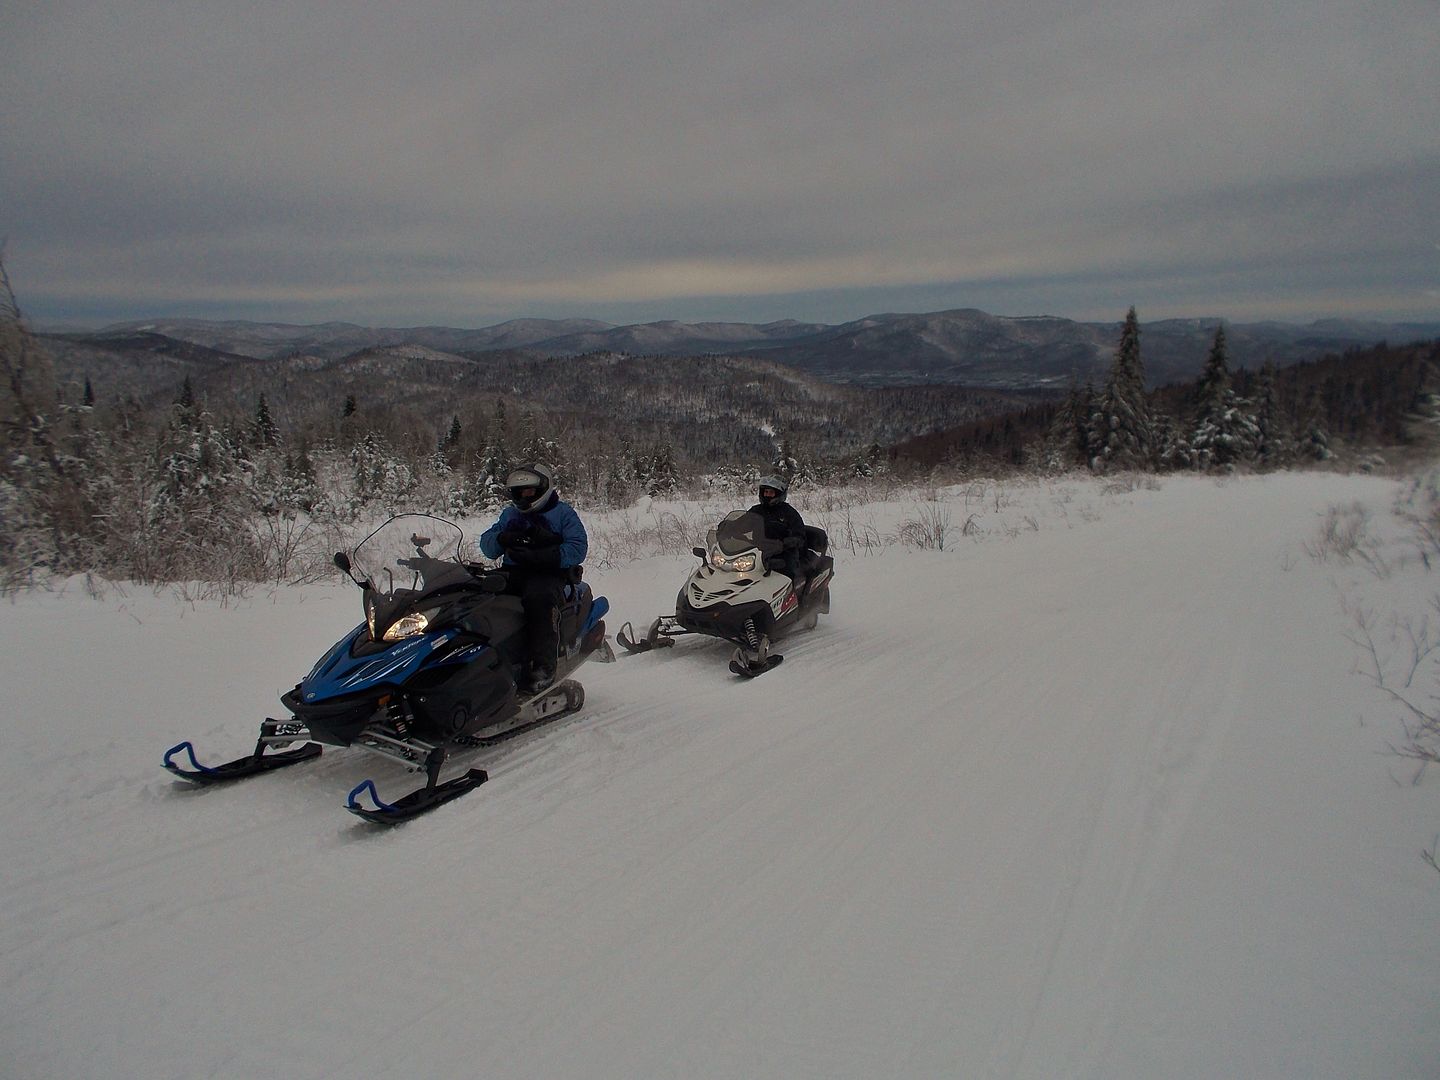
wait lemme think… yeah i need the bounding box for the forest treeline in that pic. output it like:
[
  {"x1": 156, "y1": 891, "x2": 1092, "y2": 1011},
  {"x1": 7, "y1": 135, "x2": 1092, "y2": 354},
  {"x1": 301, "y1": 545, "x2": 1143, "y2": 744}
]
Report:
[
  {"x1": 4, "y1": 258, "x2": 1438, "y2": 587},
  {"x1": 896, "y1": 309, "x2": 1440, "y2": 476}
]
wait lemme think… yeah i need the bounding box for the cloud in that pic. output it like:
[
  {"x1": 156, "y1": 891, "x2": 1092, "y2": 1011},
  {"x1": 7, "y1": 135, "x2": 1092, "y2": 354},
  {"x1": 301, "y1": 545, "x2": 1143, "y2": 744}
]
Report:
[{"x1": 3, "y1": 0, "x2": 1438, "y2": 325}]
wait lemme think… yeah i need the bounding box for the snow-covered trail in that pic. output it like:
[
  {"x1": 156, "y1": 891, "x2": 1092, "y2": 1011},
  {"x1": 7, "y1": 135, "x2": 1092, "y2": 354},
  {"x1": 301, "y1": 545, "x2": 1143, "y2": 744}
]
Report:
[{"x1": 1, "y1": 473, "x2": 1437, "y2": 1079}]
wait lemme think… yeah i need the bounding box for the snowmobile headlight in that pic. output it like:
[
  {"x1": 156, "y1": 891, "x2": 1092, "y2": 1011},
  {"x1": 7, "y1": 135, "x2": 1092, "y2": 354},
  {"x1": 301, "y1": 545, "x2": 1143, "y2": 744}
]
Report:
[
  {"x1": 710, "y1": 549, "x2": 756, "y2": 573},
  {"x1": 382, "y1": 611, "x2": 431, "y2": 642}
]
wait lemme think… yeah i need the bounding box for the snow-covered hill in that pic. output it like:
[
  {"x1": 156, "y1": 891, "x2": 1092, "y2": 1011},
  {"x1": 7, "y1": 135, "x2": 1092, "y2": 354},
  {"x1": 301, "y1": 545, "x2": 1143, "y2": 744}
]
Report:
[{"x1": 2, "y1": 472, "x2": 1437, "y2": 1079}]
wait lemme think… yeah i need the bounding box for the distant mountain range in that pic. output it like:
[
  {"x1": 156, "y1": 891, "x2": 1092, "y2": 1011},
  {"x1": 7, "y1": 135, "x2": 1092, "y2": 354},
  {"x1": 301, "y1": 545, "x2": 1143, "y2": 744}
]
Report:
[{"x1": 62, "y1": 308, "x2": 1440, "y2": 390}]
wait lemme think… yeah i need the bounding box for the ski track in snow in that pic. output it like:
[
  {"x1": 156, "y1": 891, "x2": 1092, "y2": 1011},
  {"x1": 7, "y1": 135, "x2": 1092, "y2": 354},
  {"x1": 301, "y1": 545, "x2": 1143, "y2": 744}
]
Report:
[{"x1": 2, "y1": 472, "x2": 1439, "y2": 1079}]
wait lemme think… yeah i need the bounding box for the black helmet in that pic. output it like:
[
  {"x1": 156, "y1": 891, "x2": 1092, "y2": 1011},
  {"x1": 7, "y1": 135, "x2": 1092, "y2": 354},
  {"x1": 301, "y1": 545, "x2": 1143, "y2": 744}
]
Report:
[
  {"x1": 757, "y1": 473, "x2": 788, "y2": 507},
  {"x1": 506, "y1": 463, "x2": 554, "y2": 512}
]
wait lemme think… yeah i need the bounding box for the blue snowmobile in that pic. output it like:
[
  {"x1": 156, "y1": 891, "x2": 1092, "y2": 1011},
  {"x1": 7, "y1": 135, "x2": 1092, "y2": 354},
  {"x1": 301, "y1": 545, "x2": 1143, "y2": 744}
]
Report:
[{"x1": 163, "y1": 514, "x2": 614, "y2": 823}]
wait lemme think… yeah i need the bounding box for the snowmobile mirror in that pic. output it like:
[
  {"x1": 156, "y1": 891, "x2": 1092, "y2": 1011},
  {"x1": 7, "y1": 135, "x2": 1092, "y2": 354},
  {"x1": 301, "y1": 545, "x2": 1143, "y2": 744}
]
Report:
[
  {"x1": 693, "y1": 547, "x2": 707, "y2": 559},
  {"x1": 333, "y1": 552, "x2": 352, "y2": 573},
  {"x1": 479, "y1": 571, "x2": 508, "y2": 593}
]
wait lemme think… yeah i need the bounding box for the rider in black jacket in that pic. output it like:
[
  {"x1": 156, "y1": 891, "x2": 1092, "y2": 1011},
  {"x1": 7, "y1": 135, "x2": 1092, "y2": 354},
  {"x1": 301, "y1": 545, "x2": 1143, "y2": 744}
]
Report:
[{"x1": 749, "y1": 474, "x2": 807, "y2": 581}]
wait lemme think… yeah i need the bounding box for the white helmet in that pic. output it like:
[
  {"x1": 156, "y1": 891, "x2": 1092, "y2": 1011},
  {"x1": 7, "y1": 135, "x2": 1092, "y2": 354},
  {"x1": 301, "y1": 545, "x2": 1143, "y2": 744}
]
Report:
[
  {"x1": 757, "y1": 474, "x2": 788, "y2": 507},
  {"x1": 506, "y1": 463, "x2": 554, "y2": 512}
]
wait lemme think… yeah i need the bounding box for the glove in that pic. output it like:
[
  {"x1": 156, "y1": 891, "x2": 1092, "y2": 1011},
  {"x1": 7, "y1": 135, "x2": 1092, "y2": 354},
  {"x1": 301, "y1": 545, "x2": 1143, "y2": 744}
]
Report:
[
  {"x1": 782, "y1": 535, "x2": 803, "y2": 550},
  {"x1": 764, "y1": 555, "x2": 789, "y2": 572},
  {"x1": 529, "y1": 529, "x2": 563, "y2": 549},
  {"x1": 497, "y1": 529, "x2": 527, "y2": 549}
]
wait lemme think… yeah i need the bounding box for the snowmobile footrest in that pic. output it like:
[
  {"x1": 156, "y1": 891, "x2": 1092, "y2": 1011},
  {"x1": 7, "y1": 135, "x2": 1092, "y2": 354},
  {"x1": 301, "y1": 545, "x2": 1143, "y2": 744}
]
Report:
[
  {"x1": 163, "y1": 740, "x2": 322, "y2": 785},
  {"x1": 345, "y1": 769, "x2": 489, "y2": 825}
]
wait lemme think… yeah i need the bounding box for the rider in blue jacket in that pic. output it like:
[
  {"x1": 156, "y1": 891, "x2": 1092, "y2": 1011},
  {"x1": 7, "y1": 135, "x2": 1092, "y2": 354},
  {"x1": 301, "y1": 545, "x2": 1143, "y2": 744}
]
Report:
[{"x1": 480, "y1": 463, "x2": 588, "y2": 694}]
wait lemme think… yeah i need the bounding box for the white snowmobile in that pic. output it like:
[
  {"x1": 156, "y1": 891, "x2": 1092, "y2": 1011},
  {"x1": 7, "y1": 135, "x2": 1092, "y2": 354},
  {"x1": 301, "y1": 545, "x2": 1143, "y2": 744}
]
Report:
[{"x1": 617, "y1": 509, "x2": 834, "y2": 676}]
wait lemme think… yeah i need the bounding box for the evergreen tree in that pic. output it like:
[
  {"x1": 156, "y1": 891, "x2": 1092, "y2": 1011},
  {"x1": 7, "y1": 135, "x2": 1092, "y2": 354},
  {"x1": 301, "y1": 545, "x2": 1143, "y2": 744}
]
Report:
[
  {"x1": 519, "y1": 426, "x2": 571, "y2": 493},
  {"x1": 350, "y1": 431, "x2": 415, "y2": 511},
  {"x1": 82, "y1": 377, "x2": 95, "y2": 408},
  {"x1": 1190, "y1": 327, "x2": 1259, "y2": 470},
  {"x1": 250, "y1": 393, "x2": 279, "y2": 448},
  {"x1": 1298, "y1": 385, "x2": 1333, "y2": 461},
  {"x1": 1093, "y1": 308, "x2": 1153, "y2": 471},
  {"x1": 477, "y1": 413, "x2": 513, "y2": 507},
  {"x1": 1401, "y1": 361, "x2": 1440, "y2": 449},
  {"x1": 1254, "y1": 361, "x2": 1295, "y2": 468},
  {"x1": 710, "y1": 461, "x2": 753, "y2": 495},
  {"x1": 439, "y1": 414, "x2": 463, "y2": 463},
  {"x1": 645, "y1": 444, "x2": 680, "y2": 496},
  {"x1": 1073, "y1": 382, "x2": 1098, "y2": 466},
  {"x1": 1193, "y1": 326, "x2": 1231, "y2": 418},
  {"x1": 1040, "y1": 384, "x2": 1095, "y2": 471},
  {"x1": 771, "y1": 435, "x2": 801, "y2": 482},
  {"x1": 1152, "y1": 410, "x2": 1194, "y2": 472},
  {"x1": 602, "y1": 454, "x2": 632, "y2": 505},
  {"x1": 428, "y1": 415, "x2": 464, "y2": 484},
  {"x1": 849, "y1": 442, "x2": 885, "y2": 478}
]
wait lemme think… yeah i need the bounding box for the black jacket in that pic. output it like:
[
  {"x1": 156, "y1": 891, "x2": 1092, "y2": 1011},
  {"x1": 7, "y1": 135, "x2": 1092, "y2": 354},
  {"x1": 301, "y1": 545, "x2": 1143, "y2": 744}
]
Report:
[{"x1": 749, "y1": 500, "x2": 807, "y2": 547}]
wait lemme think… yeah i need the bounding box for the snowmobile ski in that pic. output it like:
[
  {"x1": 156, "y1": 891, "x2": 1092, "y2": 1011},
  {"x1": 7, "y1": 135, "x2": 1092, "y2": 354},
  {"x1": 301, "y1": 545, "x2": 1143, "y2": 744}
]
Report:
[
  {"x1": 163, "y1": 730, "x2": 322, "y2": 786},
  {"x1": 616, "y1": 617, "x2": 686, "y2": 654},
  {"x1": 346, "y1": 767, "x2": 489, "y2": 825},
  {"x1": 729, "y1": 652, "x2": 785, "y2": 678},
  {"x1": 343, "y1": 680, "x2": 583, "y2": 823}
]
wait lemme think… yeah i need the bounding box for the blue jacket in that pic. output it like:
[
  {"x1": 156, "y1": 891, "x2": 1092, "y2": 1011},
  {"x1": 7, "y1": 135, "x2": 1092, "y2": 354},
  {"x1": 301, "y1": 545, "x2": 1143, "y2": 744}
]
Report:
[{"x1": 479, "y1": 491, "x2": 588, "y2": 570}]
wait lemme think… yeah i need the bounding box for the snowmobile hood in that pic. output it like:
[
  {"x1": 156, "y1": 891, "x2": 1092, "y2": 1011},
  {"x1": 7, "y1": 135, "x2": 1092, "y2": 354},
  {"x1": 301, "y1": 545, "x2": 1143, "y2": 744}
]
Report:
[{"x1": 299, "y1": 623, "x2": 463, "y2": 703}]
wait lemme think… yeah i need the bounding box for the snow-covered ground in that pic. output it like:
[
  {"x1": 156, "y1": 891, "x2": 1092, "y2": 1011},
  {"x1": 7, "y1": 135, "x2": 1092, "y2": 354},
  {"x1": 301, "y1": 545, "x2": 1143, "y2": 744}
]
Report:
[{"x1": 2, "y1": 471, "x2": 1438, "y2": 1079}]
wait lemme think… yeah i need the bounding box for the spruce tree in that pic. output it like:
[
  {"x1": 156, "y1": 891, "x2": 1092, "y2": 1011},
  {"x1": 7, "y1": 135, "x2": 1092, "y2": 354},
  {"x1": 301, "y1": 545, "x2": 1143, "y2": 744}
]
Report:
[
  {"x1": 1040, "y1": 383, "x2": 1094, "y2": 471},
  {"x1": 1298, "y1": 385, "x2": 1333, "y2": 461},
  {"x1": 1152, "y1": 410, "x2": 1194, "y2": 472},
  {"x1": 645, "y1": 444, "x2": 680, "y2": 496},
  {"x1": 1093, "y1": 308, "x2": 1152, "y2": 471},
  {"x1": 771, "y1": 435, "x2": 801, "y2": 482},
  {"x1": 251, "y1": 393, "x2": 279, "y2": 448},
  {"x1": 1254, "y1": 361, "x2": 1295, "y2": 468},
  {"x1": 1401, "y1": 361, "x2": 1440, "y2": 450},
  {"x1": 1190, "y1": 326, "x2": 1259, "y2": 470}
]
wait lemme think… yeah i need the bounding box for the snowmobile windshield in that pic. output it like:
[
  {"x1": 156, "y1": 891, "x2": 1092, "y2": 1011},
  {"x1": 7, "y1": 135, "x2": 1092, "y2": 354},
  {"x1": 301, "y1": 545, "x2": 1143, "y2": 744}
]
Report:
[
  {"x1": 712, "y1": 510, "x2": 780, "y2": 557},
  {"x1": 348, "y1": 514, "x2": 473, "y2": 601}
]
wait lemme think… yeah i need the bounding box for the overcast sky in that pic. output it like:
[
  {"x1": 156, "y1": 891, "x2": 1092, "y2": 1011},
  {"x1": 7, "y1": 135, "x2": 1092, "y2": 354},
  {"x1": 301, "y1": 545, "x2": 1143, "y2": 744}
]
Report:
[{"x1": 3, "y1": 0, "x2": 1438, "y2": 329}]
